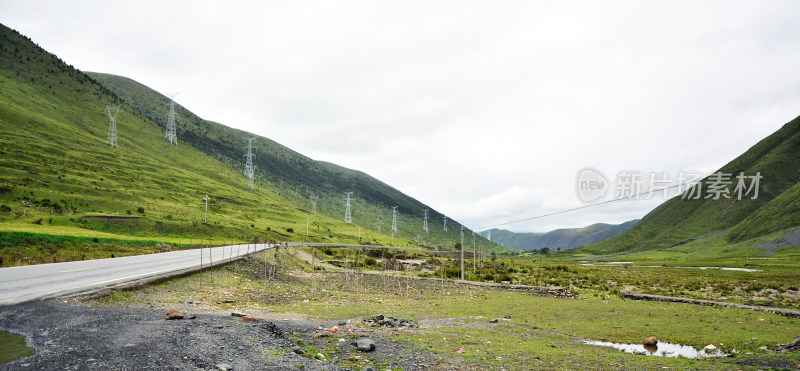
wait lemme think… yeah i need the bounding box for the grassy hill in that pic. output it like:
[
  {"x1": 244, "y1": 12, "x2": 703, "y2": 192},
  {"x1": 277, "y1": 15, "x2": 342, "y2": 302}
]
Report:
[
  {"x1": 575, "y1": 114, "x2": 800, "y2": 256},
  {"x1": 0, "y1": 23, "x2": 509, "y2": 265},
  {"x1": 482, "y1": 220, "x2": 638, "y2": 251},
  {"x1": 85, "y1": 72, "x2": 504, "y2": 252}
]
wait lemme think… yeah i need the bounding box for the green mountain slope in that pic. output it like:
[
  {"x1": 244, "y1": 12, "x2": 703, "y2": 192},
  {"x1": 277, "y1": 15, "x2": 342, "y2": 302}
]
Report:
[
  {"x1": 577, "y1": 115, "x2": 800, "y2": 255},
  {"x1": 85, "y1": 72, "x2": 502, "y2": 251},
  {"x1": 483, "y1": 220, "x2": 638, "y2": 251},
  {"x1": 0, "y1": 23, "x2": 406, "y2": 258},
  {"x1": 0, "y1": 23, "x2": 508, "y2": 261}
]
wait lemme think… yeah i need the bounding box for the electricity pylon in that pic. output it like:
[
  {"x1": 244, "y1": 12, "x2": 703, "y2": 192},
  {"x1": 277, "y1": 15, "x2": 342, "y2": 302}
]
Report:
[
  {"x1": 105, "y1": 105, "x2": 121, "y2": 148},
  {"x1": 423, "y1": 209, "x2": 428, "y2": 233},
  {"x1": 344, "y1": 192, "x2": 353, "y2": 223},
  {"x1": 310, "y1": 194, "x2": 319, "y2": 213},
  {"x1": 375, "y1": 220, "x2": 383, "y2": 234},
  {"x1": 443, "y1": 215, "x2": 448, "y2": 232},
  {"x1": 391, "y1": 206, "x2": 398, "y2": 234},
  {"x1": 244, "y1": 137, "x2": 256, "y2": 189},
  {"x1": 165, "y1": 94, "x2": 178, "y2": 146},
  {"x1": 203, "y1": 194, "x2": 210, "y2": 223}
]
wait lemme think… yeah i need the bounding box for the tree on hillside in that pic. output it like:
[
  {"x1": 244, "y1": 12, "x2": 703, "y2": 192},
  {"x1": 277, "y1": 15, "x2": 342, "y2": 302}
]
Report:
[{"x1": 540, "y1": 247, "x2": 551, "y2": 254}]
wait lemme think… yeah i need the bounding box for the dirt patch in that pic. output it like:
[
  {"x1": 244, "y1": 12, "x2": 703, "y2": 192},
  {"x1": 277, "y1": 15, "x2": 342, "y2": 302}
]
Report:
[
  {"x1": 81, "y1": 215, "x2": 142, "y2": 221},
  {"x1": 757, "y1": 229, "x2": 800, "y2": 256}
]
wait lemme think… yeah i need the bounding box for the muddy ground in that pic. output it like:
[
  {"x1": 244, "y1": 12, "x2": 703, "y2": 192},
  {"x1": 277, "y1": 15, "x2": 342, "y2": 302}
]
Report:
[{"x1": 0, "y1": 299, "x2": 459, "y2": 370}]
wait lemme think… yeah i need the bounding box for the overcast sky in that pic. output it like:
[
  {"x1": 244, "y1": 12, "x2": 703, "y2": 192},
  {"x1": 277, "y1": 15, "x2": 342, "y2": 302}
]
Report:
[{"x1": 2, "y1": 1, "x2": 799, "y2": 233}]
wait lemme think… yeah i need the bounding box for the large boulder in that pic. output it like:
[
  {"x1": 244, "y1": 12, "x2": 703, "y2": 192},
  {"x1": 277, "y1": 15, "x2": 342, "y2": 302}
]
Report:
[
  {"x1": 165, "y1": 309, "x2": 184, "y2": 320},
  {"x1": 355, "y1": 338, "x2": 376, "y2": 352}
]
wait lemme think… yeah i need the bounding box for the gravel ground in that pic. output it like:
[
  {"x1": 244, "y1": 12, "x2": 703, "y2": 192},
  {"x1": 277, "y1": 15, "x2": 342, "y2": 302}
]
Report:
[{"x1": 0, "y1": 299, "x2": 453, "y2": 370}]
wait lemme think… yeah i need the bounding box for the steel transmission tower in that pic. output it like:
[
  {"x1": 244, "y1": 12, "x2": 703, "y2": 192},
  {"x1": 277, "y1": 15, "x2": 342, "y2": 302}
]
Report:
[
  {"x1": 443, "y1": 215, "x2": 448, "y2": 232},
  {"x1": 310, "y1": 195, "x2": 319, "y2": 213},
  {"x1": 391, "y1": 206, "x2": 398, "y2": 234},
  {"x1": 105, "y1": 105, "x2": 121, "y2": 148},
  {"x1": 375, "y1": 220, "x2": 383, "y2": 233},
  {"x1": 244, "y1": 137, "x2": 256, "y2": 189},
  {"x1": 488, "y1": 229, "x2": 492, "y2": 241},
  {"x1": 423, "y1": 209, "x2": 429, "y2": 233},
  {"x1": 164, "y1": 94, "x2": 178, "y2": 146},
  {"x1": 344, "y1": 192, "x2": 353, "y2": 223}
]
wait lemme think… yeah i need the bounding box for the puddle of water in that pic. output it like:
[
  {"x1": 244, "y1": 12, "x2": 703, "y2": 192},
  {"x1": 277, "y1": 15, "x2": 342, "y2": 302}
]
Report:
[
  {"x1": 584, "y1": 340, "x2": 728, "y2": 358},
  {"x1": 580, "y1": 263, "x2": 761, "y2": 272},
  {"x1": 0, "y1": 329, "x2": 35, "y2": 365}
]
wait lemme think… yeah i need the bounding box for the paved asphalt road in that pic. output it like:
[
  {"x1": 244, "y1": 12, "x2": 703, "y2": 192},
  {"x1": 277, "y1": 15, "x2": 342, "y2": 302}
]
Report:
[{"x1": 0, "y1": 243, "x2": 271, "y2": 305}]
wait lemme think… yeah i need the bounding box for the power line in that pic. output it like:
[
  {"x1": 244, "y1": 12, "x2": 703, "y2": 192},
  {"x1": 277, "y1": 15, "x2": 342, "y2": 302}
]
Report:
[{"x1": 475, "y1": 183, "x2": 686, "y2": 231}]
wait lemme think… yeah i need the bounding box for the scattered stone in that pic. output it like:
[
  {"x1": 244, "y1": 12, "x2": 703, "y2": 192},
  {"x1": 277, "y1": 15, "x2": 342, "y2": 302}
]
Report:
[
  {"x1": 504, "y1": 315, "x2": 511, "y2": 319},
  {"x1": 215, "y1": 363, "x2": 234, "y2": 370},
  {"x1": 186, "y1": 314, "x2": 196, "y2": 320},
  {"x1": 338, "y1": 321, "x2": 347, "y2": 326},
  {"x1": 356, "y1": 338, "x2": 376, "y2": 352},
  {"x1": 242, "y1": 316, "x2": 258, "y2": 323},
  {"x1": 165, "y1": 309, "x2": 184, "y2": 320},
  {"x1": 489, "y1": 319, "x2": 499, "y2": 323},
  {"x1": 231, "y1": 312, "x2": 247, "y2": 317},
  {"x1": 328, "y1": 326, "x2": 341, "y2": 334},
  {"x1": 644, "y1": 336, "x2": 658, "y2": 346}
]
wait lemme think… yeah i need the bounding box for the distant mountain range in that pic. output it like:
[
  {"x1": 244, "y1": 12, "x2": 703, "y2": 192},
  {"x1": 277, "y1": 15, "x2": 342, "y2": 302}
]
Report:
[{"x1": 481, "y1": 220, "x2": 639, "y2": 251}]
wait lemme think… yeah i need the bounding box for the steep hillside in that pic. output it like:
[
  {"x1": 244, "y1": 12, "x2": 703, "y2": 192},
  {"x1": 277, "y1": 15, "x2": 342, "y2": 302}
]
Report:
[
  {"x1": 86, "y1": 72, "x2": 502, "y2": 251},
  {"x1": 483, "y1": 220, "x2": 638, "y2": 251},
  {"x1": 577, "y1": 115, "x2": 800, "y2": 255},
  {"x1": 0, "y1": 23, "x2": 414, "y2": 264},
  {"x1": 0, "y1": 23, "x2": 508, "y2": 261}
]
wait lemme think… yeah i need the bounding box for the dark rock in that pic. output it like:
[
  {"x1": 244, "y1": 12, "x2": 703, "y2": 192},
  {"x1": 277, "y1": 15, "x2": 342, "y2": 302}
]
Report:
[
  {"x1": 165, "y1": 309, "x2": 184, "y2": 320},
  {"x1": 504, "y1": 315, "x2": 511, "y2": 319},
  {"x1": 374, "y1": 315, "x2": 384, "y2": 321},
  {"x1": 338, "y1": 321, "x2": 347, "y2": 326},
  {"x1": 356, "y1": 338, "x2": 376, "y2": 352},
  {"x1": 489, "y1": 319, "x2": 498, "y2": 323}
]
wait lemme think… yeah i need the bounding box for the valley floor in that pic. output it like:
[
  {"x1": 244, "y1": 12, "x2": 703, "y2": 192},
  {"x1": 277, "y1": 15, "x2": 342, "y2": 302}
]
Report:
[{"x1": 4, "y1": 254, "x2": 799, "y2": 370}]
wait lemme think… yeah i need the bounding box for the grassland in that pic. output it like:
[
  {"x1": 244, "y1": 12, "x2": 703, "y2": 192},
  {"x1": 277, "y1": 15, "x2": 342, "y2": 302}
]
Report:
[{"x1": 95, "y1": 248, "x2": 800, "y2": 370}]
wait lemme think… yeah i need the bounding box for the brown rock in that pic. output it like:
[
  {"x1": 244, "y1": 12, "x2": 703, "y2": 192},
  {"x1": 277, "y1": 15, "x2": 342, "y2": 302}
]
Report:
[
  {"x1": 165, "y1": 309, "x2": 184, "y2": 320},
  {"x1": 243, "y1": 316, "x2": 258, "y2": 322},
  {"x1": 644, "y1": 336, "x2": 658, "y2": 346}
]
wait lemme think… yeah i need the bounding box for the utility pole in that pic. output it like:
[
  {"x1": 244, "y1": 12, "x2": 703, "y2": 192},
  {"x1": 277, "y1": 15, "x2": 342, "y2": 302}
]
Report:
[
  {"x1": 423, "y1": 209, "x2": 428, "y2": 233},
  {"x1": 244, "y1": 137, "x2": 256, "y2": 189},
  {"x1": 165, "y1": 94, "x2": 178, "y2": 146},
  {"x1": 105, "y1": 105, "x2": 121, "y2": 148},
  {"x1": 344, "y1": 192, "x2": 353, "y2": 223},
  {"x1": 460, "y1": 225, "x2": 464, "y2": 280},
  {"x1": 203, "y1": 194, "x2": 210, "y2": 223},
  {"x1": 472, "y1": 232, "x2": 476, "y2": 275}
]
